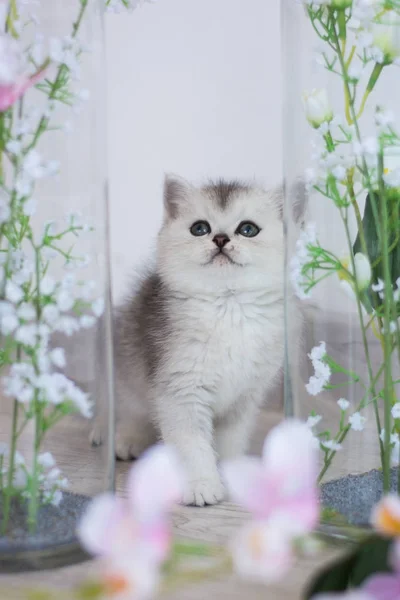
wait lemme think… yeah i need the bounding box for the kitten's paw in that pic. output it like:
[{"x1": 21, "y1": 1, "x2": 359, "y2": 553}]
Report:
[
  {"x1": 182, "y1": 476, "x2": 225, "y2": 507},
  {"x1": 89, "y1": 421, "x2": 103, "y2": 447},
  {"x1": 115, "y1": 426, "x2": 155, "y2": 461}
]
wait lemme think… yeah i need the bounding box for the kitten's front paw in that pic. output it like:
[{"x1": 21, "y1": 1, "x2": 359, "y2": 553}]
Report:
[
  {"x1": 182, "y1": 475, "x2": 225, "y2": 507},
  {"x1": 89, "y1": 420, "x2": 103, "y2": 447}
]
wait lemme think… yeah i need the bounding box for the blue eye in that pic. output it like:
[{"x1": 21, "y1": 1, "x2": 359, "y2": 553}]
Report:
[
  {"x1": 190, "y1": 221, "x2": 211, "y2": 236},
  {"x1": 236, "y1": 221, "x2": 260, "y2": 238}
]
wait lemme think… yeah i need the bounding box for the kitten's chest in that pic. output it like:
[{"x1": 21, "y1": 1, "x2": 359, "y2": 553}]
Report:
[{"x1": 170, "y1": 294, "x2": 284, "y2": 402}]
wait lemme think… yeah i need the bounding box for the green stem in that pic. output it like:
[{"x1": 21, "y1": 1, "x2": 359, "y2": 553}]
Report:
[
  {"x1": 1, "y1": 400, "x2": 18, "y2": 535},
  {"x1": 27, "y1": 0, "x2": 89, "y2": 152}
]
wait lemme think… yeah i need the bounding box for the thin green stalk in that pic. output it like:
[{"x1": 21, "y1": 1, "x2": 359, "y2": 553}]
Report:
[
  {"x1": 27, "y1": 0, "x2": 89, "y2": 151},
  {"x1": 330, "y1": 10, "x2": 382, "y2": 247},
  {"x1": 1, "y1": 400, "x2": 18, "y2": 534},
  {"x1": 342, "y1": 214, "x2": 384, "y2": 462}
]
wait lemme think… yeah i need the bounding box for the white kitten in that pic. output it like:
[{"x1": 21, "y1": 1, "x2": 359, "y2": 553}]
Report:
[{"x1": 92, "y1": 175, "x2": 302, "y2": 506}]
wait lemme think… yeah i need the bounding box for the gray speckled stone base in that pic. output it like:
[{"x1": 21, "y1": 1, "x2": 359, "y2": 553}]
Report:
[
  {"x1": 321, "y1": 467, "x2": 399, "y2": 526},
  {"x1": 0, "y1": 491, "x2": 91, "y2": 551}
]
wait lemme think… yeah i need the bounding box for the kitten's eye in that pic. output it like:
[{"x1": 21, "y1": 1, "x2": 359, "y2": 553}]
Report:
[
  {"x1": 236, "y1": 221, "x2": 260, "y2": 238},
  {"x1": 190, "y1": 221, "x2": 211, "y2": 236}
]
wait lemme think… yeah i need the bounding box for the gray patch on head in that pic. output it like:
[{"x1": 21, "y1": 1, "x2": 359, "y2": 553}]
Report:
[{"x1": 203, "y1": 179, "x2": 251, "y2": 210}]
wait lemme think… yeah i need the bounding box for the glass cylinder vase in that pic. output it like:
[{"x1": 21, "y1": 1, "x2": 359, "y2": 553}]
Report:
[
  {"x1": 0, "y1": 0, "x2": 114, "y2": 571},
  {"x1": 283, "y1": 0, "x2": 400, "y2": 537}
]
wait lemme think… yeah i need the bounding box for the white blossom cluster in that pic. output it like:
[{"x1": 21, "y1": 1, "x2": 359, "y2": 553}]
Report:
[
  {"x1": 306, "y1": 341, "x2": 331, "y2": 395},
  {"x1": 290, "y1": 223, "x2": 318, "y2": 300}
]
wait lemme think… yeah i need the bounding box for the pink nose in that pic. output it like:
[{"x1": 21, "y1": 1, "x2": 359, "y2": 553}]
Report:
[{"x1": 213, "y1": 234, "x2": 230, "y2": 248}]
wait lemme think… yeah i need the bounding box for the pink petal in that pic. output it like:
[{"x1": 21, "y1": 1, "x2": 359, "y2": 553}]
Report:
[
  {"x1": 363, "y1": 572, "x2": 400, "y2": 600},
  {"x1": 0, "y1": 71, "x2": 44, "y2": 112},
  {"x1": 77, "y1": 493, "x2": 126, "y2": 556},
  {"x1": 128, "y1": 444, "x2": 185, "y2": 522},
  {"x1": 231, "y1": 519, "x2": 294, "y2": 583},
  {"x1": 222, "y1": 457, "x2": 272, "y2": 516},
  {"x1": 262, "y1": 419, "x2": 318, "y2": 487},
  {"x1": 274, "y1": 489, "x2": 319, "y2": 535},
  {"x1": 78, "y1": 494, "x2": 146, "y2": 559}
]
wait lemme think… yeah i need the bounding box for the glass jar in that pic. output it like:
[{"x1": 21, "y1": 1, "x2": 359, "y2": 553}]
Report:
[
  {"x1": 0, "y1": 0, "x2": 114, "y2": 571},
  {"x1": 282, "y1": 0, "x2": 400, "y2": 537}
]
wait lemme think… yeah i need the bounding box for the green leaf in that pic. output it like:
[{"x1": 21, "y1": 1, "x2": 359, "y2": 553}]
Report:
[
  {"x1": 353, "y1": 191, "x2": 400, "y2": 307},
  {"x1": 304, "y1": 549, "x2": 357, "y2": 598},
  {"x1": 76, "y1": 582, "x2": 103, "y2": 600},
  {"x1": 350, "y1": 536, "x2": 393, "y2": 587}
]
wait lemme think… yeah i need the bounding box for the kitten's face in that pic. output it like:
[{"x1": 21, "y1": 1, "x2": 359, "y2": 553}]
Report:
[{"x1": 157, "y1": 176, "x2": 284, "y2": 294}]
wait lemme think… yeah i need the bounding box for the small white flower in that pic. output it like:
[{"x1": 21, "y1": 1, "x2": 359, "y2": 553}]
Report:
[
  {"x1": 92, "y1": 297, "x2": 104, "y2": 317},
  {"x1": 42, "y1": 304, "x2": 60, "y2": 325},
  {"x1": 15, "y1": 324, "x2": 37, "y2": 347},
  {"x1": 306, "y1": 375, "x2": 326, "y2": 396},
  {"x1": 306, "y1": 415, "x2": 322, "y2": 428},
  {"x1": 338, "y1": 398, "x2": 350, "y2": 411},
  {"x1": 51, "y1": 490, "x2": 63, "y2": 507},
  {"x1": 309, "y1": 342, "x2": 326, "y2": 362},
  {"x1": 50, "y1": 347, "x2": 66, "y2": 369},
  {"x1": 322, "y1": 440, "x2": 342, "y2": 451},
  {"x1": 38, "y1": 452, "x2": 56, "y2": 469},
  {"x1": 1, "y1": 313, "x2": 19, "y2": 334},
  {"x1": 54, "y1": 315, "x2": 80, "y2": 336},
  {"x1": 332, "y1": 165, "x2": 346, "y2": 180},
  {"x1": 15, "y1": 451, "x2": 25, "y2": 466},
  {"x1": 348, "y1": 63, "x2": 363, "y2": 81},
  {"x1": 23, "y1": 198, "x2": 37, "y2": 217},
  {"x1": 17, "y1": 302, "x2": 36, "y2": 321},
  {"x1": 56, "y1": 290, "x2": 74, "y2": 312},
  {"x1": 17, "y1": 386, "x2": 34, "y2": 404},
  {"x1": 80, "y1": 315, "x2": 96, "y2": 329},
  {"x1": 41, "y1": 275, "x2": 56, "y2": 296},
  {"x1": 372, "y1": 10, "x2": 400, "y2": 64},
  {"x1": 302, "y1": 89, "x2": 333, "y2": 129},
  {"x1": 349, "y1": 412, "x2": 367, "y2": 431},
  {"x1": 6, "y1": 140, "x2": 22, "y2": 155},
  {"x1": 392, "y1": 403, "x2": 400, "y2": 419},
  {"x1": 372, "y1": 279, "x2": 384, "y2": 293},
  {"x1": 5, "y1": 281, "x2": 23, "y2": 304}
]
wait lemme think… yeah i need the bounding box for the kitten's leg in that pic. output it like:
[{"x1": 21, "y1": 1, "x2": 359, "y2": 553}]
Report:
[
  {"x1": 215, "y1": 401, "x2": 259, "y2": 461},
  {"x1": 115, "y1": 418, "x2": 158, "y2": 460},
  {"x1": 156, "y1": 394, "x2": 224, "y2": 506}
]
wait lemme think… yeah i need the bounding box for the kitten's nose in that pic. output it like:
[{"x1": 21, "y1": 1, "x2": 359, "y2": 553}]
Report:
[{"x1": 213, "y1": 234, "x2": 230, "y2": 248}]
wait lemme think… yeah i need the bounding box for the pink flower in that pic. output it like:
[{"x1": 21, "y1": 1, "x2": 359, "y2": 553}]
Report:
[
  {"x1": 362, "y1": 572, "x2": 400, "y2": 600},
  {"x1": 222, "y1": 420, "x2": 319, "y2": 581},
  {"x1": 371, "y1": 494, "x2": 400, "y2": 537},
  {"x1": 229, "y1": 517, "x2": 296, "y2": 583},
  {"x1": 223, "y1": 419, "x2": 319, "y2": 536},
  {"x1": 78, "y1": 444, "x2": 184, "y2": 565},
  {"x1": 98, "y1": 555, "x2": 160, "y2": 600},
  {"x1": 0, "y1": 71, "x2": 43, "y2": 112}
]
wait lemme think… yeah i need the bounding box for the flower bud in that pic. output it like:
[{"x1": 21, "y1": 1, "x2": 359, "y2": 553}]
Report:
[{"x1": 302, "y1": 89, "x2": 333, "y2": 129}]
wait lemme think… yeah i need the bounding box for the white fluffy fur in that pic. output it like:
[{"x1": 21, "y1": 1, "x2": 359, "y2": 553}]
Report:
[{"x1": 94, "y1": 175, "x2": 288, "y2": 506}]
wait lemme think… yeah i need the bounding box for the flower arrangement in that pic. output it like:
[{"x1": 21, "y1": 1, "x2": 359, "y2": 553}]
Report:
[
  {"x1": 0, "y1": 0, "x2": 156, "y2": 538},
  {"x1": 290, "y1": 0, "x2": 400, "y2": 497}
]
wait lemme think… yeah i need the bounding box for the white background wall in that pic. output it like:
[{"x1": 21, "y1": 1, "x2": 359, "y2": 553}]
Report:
[{"x1": 105, "y1": 0, "x2": 282, "y2": 302}]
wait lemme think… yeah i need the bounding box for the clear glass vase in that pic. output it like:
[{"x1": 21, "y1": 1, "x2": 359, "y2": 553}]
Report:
[
  {"x1": 0, "y1": 0, "x2": 114, "y2": 571},
  {"x1": 283, "y1": 0, "x2": 400, "y2": 537}
]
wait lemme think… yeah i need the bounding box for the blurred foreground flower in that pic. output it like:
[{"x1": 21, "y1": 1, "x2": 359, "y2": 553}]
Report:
[
  {"x1": 223, "y1": 420, "x2": 319, "y2": 582},
  {"x1": 78, "y1": 445, "x2": 184, "y2": 599}
]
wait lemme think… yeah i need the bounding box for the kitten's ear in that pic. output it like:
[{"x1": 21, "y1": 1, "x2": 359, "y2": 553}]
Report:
[
  {"x1": 163, "y1": 174, "x2": 193, "y2": 219},
  {"x1": 276, "y1": 180, "x2": 308, "y2": 224}
]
